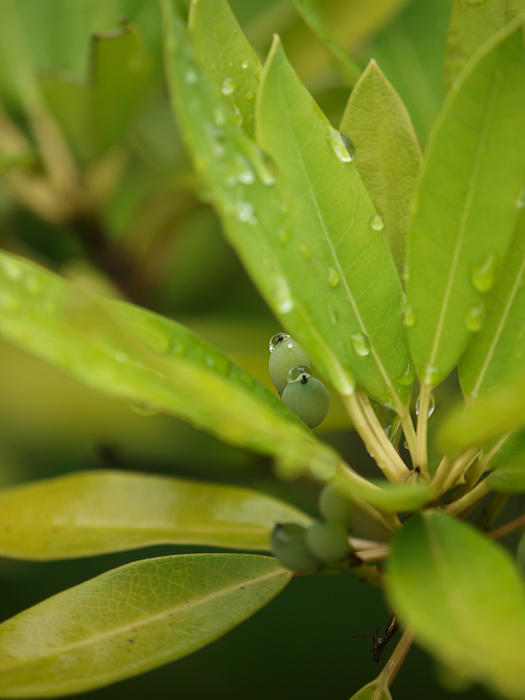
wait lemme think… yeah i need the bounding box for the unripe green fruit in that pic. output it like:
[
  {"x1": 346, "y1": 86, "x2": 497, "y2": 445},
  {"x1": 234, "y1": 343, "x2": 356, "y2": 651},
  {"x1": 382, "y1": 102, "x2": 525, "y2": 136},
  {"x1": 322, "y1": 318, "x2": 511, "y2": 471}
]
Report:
[
  {"x1": 305, "y1": 520, "x2": 351, "y2": 564},
  {"x1": 268, "y1": 334, "x2": 310, "y2": 394},
  {"x1": 270, "y1": 523, "x2": 319, "y2": 573},
  {"x1": 281, "y1": 373, "x2": 330, "y2": 429},
  {"x1": 319, "y1": 483, "x2": 353, "y2": 527}
]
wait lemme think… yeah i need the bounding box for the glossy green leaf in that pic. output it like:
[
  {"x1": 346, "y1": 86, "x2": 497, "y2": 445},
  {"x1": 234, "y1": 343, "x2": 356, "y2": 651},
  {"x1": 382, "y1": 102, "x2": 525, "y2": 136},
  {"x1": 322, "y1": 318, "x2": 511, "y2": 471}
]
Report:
[
  {"x1": 188, "y1": 0, "x2": 262, "y2": 137},
  {"x1": 0, "y1": 250, "x2": 336, "y2": 470},
  {"x1": 0, "y1": 470, "x2": 312, "y2": 560},
  {"x1": 486, "y1": 429, "x2": 525, "y2": 467},
  {"x1": 406, "y1": 20, "x2": 525, "y2": 387},
  {"x1": 389, "y1": 512, "x2": 525, "y2": 700},
  {"x1": 349, "y1": 682, "x2": 392, "y2": 700},
  {"x1": 488, "y1": 463, "x2": 525, "y2": 492},
  {"x1": 337, "y1": 476, "x2": 429, "y2": 513},
  {"x1": 444, "y1": 0, "x2": 525, "y2": 89},
  {"x1": 439, "y1": 373, "x2": 525, "y2": 454},
  {"x1": 0, "y1": 553, "x2": 290, "y2": 697},
  {"x1": 256, "y1": 38, "x2": 412, "y2": 411},
  {"x1": 339, "y1": 59, "x2": 422, "y2": 274},
  {"x1": 459, "y1": 205, "x2": 525, "y2": 399},
  {"x1": 161, "y1": 0, "x2": 411, "y2": 409},
  {"x1": 289, "y1": 0, "x2": 361, "y2": 84},
  {"x1": 41, "y1": 20, "x2": 153, "y2": 162}
]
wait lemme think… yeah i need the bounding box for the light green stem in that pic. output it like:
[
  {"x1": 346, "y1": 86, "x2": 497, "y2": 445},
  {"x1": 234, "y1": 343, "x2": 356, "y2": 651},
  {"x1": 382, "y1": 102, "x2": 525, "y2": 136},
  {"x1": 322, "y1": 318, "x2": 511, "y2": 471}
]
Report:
[
  {"x1": 377, "y1": 626, "x2": 415, "y2": 689},
  {"x1": 415, "y1": 384, "x2": 431, "y2": 477},
  {"x1": 476, "y1": 492, "x2": 510, "y2": 531},
  {"x1": 443, "y1": 477, "x2": 491, "y2": 517}
]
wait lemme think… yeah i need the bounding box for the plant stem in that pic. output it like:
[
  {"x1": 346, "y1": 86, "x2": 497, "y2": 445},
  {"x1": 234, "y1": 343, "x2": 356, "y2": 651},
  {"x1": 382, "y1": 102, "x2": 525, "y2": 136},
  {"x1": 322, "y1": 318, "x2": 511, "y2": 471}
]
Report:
[
  {"x1": 401, "y1": 413, "x2": 418, "y2": 465},
  {"x1": 489, "y1": 513, "x2": 525, "y2": 540},
  {"x1": 476, "y1": 492, "x2": 510, "y2": 531},
  {"x1": 443, "y1": 477, "x2": 491, "y2": 517},
  {"x1": 342, "y1": 392, "x2": 409, "y2": 483},
  {"x1": 441, "y1": 447, "x2": 480, "y2": 494},
  {"x1": 349, "y1": 537, "x2": 387, "y2": 550},
  {"x1": 354, "y1": 546, "x2": 390, "y2": 563},
  {"x1": 415, "y1": 384, "x2": 432, "y2": 477},
  {"x1": 377, "y1": 626, "x2": 415, "y2": 689}
]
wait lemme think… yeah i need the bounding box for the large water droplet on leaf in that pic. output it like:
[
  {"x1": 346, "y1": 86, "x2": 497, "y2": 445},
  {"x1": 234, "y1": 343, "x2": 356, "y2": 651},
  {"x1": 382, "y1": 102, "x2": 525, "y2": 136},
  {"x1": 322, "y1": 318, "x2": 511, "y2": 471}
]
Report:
[
  {"x1": 221, "y1": 76, "x2": 236, "y2": 95},
  {"x1": 465, "y1": 301, "x2": 485, "y2": 332},
  {"x1": 370, "y1": 214, "x2": 384, "y2": 231},
  {"x1": 274, "y1": 277, "x2": 293, "y2": 314},
  {"x1": 327, "y1": 127, "x2": 355, "y2": 162},
  {"x1": 299, "y1": 243, "x2": 312, "y2": 260},
  {"x1": 395, "y1": 360, "x2": 415, "y2": 386},
  {"x1": 350, "y1": 333, "x2": 370, "y2": 357},
  {"x1": 470, "y1": 253, "x2": 497, "y2": 294},
  {"x1": 327, "y1": 267, "x2": 340, "y2": 288}
]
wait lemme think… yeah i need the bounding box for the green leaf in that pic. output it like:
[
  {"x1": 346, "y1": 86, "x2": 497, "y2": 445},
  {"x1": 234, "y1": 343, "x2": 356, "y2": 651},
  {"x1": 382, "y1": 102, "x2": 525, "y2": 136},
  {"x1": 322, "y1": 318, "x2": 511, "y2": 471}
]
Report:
[
  {"x1": 0, "y1": 250, "x2": 336, "y2": 470},
  {"x1": 188, "y1": 0, "x2": 262, "y2": 137},
  {"x1": 0, "y1": 470, "x2": 313, "y2": 560},
  {"x1": 389, "y1": 512, "x2": 525, "y2": 700},
  {"x1": 41, "y1": 20, "x2": 153, "y2": 162},
  {"x1": 256, "y1": 38, "x2": 413, "y2": 411},
  {"x1": 339, "y1": 59, "x2": 422, "y2": 275},
  {"x1": 438, "y1": 373, "x2": 525, "y2": 454},
  {"x1": 444, "y1": 0, "x2": 525, "y2": 89},
  {"x1": 488, "y1": 463, "x2": 525, "y2": 492},
  {"x1": 459, "y1": 205, "x2": 525, "y2": 399},
  {"x1": 486, "y1": 429, "x2": 525, "y2": 467},
  {"x1": 289, "y1": 0, "x2": 361, "y2": 84},
  {"x1": 406, "y1": 20, "x2": 525, "y2": 387},
  {"x1": 0, "y1": 553, "x2": 290, "y2": 697}
]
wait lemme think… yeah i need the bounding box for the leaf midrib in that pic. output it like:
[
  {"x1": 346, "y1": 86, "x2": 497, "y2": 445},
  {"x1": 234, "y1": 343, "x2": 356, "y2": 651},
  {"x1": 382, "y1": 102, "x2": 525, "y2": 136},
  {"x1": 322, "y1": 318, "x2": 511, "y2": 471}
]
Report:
[
  {"x1": 279, "y1": 71, "x2": 404, "y2": 413},
  {"x1": 0, "y1": 566, "x2": 286, "y2": 672}
]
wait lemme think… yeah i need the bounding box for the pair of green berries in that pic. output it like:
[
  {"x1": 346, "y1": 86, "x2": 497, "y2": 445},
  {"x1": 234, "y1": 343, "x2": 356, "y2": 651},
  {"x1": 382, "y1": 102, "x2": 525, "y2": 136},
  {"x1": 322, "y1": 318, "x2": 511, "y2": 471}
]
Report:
[
  {"x1": 270, "y1": 482, "x2": 353, "y2": 573},
  {"x1": 268, "y1": 333, "x2": 330, "y2": 429}
]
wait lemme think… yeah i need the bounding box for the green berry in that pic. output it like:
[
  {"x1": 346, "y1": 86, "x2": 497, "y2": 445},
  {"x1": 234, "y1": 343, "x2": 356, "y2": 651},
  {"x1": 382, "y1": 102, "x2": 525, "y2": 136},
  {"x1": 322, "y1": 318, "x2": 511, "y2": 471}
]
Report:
[
  {"x1": 305, "y1": 520, "x2": 351, "y2": 564},
  {"x1": 269, "y1": 333, "x2": 310, "y2": 394},
  {"x1": 270, "y1": 523, "x2": 319, "y2": 573},
  {"x1": 281, "y1": 373, "x2": 330, "y2": 429},
  {"x1": 319, "y1": 483, "x2": 353, "y2": 527}
]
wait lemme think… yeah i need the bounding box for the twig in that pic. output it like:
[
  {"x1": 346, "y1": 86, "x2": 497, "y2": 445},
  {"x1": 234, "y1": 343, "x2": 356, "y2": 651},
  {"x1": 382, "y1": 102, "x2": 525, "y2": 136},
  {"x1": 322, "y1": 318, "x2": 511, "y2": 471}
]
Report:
[{"x1": 488, "y1": 513, "x2": 525, "y2": 541}]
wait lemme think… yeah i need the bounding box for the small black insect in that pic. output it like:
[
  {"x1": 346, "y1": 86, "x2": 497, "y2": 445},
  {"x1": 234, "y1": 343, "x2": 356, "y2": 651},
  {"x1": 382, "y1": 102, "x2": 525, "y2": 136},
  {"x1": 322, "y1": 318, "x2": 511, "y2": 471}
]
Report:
[{"x1": 353, "y1": 612, "x2": 400, "y2": 663}]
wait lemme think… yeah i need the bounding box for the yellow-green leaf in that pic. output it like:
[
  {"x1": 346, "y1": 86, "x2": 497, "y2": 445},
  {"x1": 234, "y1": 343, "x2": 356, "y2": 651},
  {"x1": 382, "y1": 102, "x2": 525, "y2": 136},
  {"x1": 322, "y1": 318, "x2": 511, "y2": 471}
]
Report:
[{"x1": 0, "y1": 554, "x2": 290, "y2": 697}]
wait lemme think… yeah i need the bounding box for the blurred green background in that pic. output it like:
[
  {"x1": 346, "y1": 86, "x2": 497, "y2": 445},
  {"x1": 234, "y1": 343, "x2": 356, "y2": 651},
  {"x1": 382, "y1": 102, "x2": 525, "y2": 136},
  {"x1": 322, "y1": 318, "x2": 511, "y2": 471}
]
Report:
[{"x1": 0, "y1": 0, "x2": 497, "y2": 697}]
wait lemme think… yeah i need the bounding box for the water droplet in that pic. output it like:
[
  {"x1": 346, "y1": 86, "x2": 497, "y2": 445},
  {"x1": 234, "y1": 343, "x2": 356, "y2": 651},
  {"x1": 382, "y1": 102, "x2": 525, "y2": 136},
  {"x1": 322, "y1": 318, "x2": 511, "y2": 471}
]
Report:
[
  {"x1": 278, "y1": 228, "x2": 291, "y2": 245},
  {"x1": 206, "y1": 122, "x2": 225, "y2": 157},
  {"x1": 299, "y1": 243, "x2": 312, "y2": 260},
  {"x1": 245, "y1": 90, "x2": 254, "y2": 101},
  {"x1": 402, "y1": 264, "x2": 409, "y2": 284},
  {"x1": 212, "y1": 106, "x2": 227, "y2": 127},
  {"x1": 241, "y1": 59, "x2": 249, "y2": 69},
  {"x1": 402, "y1": 296, "x2": 416, "y2": 328},
  {"x1": 415, "y1": 393, "x2": 436, "y2": 417},
  {"x1": 350, "y1": 333, "x2": 370, "y2": 357},
  {"x1": 287, "y1": 365, "x2": 311, "y2": 383},
  {"x1": 327, "y1": 302, "x2": 339, "y2": 326},
  {"x1": 370, "y1": 214, "x2": 384, "y2": 231},
  {"x1": 327, "y1": 267, "x2": 340, "y2": 288},
  {"x1": 237, "y1": 201, "x2": 257, "y2": 224},
  {"x1": 239, "y1": 141, "x2": 275, "y2": 185},
  {"x1": 221, "y1": 76, "x2": 236, "y2": 95},
  {"x1": 269, "y1": 332, "x2": 290, "y2": 352},
  {"x1": 465, "y1": 301, "x2": 485, "y2": 332},
  {"x1": 517, "y1": 189, "x2": 525, "y2": 209},
  {"x1": 328, "y1": 127, "x2": 355, "y2": 162},
  {"x1": 172, "y1": 340, "x2": 186, "y2": 356},
  {"x1": 0, "y1": 291, "x2": 20, "y2": 313},
  {"x1": 237, "y1": 163, "x2": 255, "y2": 184},
  {"x1": 185, "y1": 69, "x2": 199, "y2": 84},
  {"x1": 274, "y1": 277, "x2": 293, "y2": 314},
  {"x1": 470, "y1": 253, "x2": 497, "y2": 294},
  {"x1": 1, "y1": 257, "x2": 23, "y2": 281},
  {"x1": 395, "y1": 360, "x2": 415, "y2": 386},
  {"x1": 423, "y1": 364, "x2": 440, "y2": 386},
  {"x1": 129, "y1": 402, "x2": 159, "y2": 417}
]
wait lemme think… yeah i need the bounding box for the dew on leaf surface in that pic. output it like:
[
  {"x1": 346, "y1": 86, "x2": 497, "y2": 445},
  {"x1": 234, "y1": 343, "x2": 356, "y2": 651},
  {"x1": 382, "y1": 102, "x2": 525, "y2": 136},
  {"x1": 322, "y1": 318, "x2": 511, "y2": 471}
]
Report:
[
  {"x1": 465, "y1": 301, "x2": 485, "y2": 332},
  {"x1": 278, "y1": 228, "x2": 291, "y2": 245},
  {"x1": 517, "y1": 189, "x2": 525, "y2": 209},
  {"x1": 470, "y1": 253, "x2": 497, "y2": 294},
  {"x1": 299, "y1": 243, "x2": 312, "y2": 260},
  {"x1": 185, "y1": 69, "x2": 199, "y2": 84},
  {"x1": 395, "y1": 360, "x2": 415, "y2": 386},
  {"x1": 327, "y1": 302, "x2": 339, "y2": 326},
  {"x1": 350, "y1": 333, "x2": 371, "y2": 357},
  {"x1": 370, "y1": 214, "x2": 384, "y2": 231},
  {"x1": 245, "y1": 90, "x2": 254, "y2": 101},
  {"x1": 327, "y1": 126, "x2": 355, "y2": 162},
  {"x1": 221, "y1": 76, "x2": 236, "y2": 95},
  {"x1": 402, "y1": 296, "x2": 416, "y2": 328},
  {"x1": 274, "y1": 277, "x2": 294, "y2": 314},
  {"x1": 241, "y1": 59, "x2": 249, "y2": 69},
  {"x1": 327, "y1": 266, "x2": 340, "y2": 288}
]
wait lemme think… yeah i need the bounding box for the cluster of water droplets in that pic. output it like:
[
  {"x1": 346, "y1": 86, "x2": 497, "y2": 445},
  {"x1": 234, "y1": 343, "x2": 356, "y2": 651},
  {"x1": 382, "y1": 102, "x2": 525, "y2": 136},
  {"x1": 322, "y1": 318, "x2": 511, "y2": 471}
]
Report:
[{"x1": 415, "y1": 393, "x2": 436, "y2": 418}]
